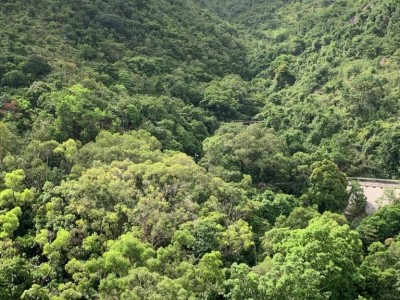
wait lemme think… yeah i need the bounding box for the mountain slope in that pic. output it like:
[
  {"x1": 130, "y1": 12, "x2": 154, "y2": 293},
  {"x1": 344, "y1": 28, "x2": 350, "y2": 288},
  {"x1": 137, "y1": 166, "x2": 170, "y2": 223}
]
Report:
[
  {"x1": 197, "y1": 0, "x2": 400, "y2": 178},
  {"x1": 0, "y1": 0, "x2": 255, "y2": 155},
  {"x1": 1, "y1": 0, "x2": 248, "y2": 88},
  {"x1": 2, "y1": 1, "x2": 400, "y2": 299}
]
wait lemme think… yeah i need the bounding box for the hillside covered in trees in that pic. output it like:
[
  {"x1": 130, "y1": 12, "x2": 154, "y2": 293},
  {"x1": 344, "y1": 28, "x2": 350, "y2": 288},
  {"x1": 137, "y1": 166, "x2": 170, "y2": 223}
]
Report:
[{"x1": 1, "y1": 0, "x2": 400, "y2": 299}]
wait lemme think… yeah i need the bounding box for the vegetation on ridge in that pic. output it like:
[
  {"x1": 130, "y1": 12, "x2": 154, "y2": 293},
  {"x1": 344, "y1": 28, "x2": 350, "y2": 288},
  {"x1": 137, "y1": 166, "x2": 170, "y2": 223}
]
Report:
[{"x1": 1, "y1": 0, "x2": 400, "y2": 299}]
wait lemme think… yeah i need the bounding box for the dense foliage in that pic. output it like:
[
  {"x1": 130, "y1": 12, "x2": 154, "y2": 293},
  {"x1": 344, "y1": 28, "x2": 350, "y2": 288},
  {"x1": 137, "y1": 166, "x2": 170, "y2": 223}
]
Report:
[{"x1": 1, "y1": 0, "x2": 400, "y2": 298}]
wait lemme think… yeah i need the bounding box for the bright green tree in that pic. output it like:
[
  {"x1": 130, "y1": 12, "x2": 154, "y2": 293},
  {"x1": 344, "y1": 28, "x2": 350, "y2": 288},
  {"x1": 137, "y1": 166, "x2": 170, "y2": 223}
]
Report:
[{"x1": 302, "y1": 159, "x2": 349, "y2": 213}]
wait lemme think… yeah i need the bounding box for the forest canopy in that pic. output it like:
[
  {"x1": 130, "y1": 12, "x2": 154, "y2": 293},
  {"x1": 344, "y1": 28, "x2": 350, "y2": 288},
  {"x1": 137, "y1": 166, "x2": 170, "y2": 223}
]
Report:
[{"x1": 1, "y1": 0, "x2": 400, "y2": 299}]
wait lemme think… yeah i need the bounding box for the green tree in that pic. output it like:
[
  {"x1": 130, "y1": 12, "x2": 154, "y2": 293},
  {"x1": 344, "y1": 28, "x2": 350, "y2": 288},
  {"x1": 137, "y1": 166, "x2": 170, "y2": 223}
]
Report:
[
  {"x1": 182, "y1": 251, "x2": 225, "y2": 299},
  {"x1": 0, "y1": 170, "x2": 34, "y2": 208},
  {"x1": 261, "y1": 214, "x2": 364, "y2": 299},
  {"x1": 219, "y1": 219, "x2": 254, "y2": 260},
  {"x1": 0, "y1": 254, "x2": 32, "y2": 300},
  {"x1": 200, "y1": 75, "x2": 257, "y2": 120},
  {"x1": 224, "y1": 263, "x2": 262, "y2": 300},
  {"x1": 357, "y1": 205, "x2": 400, "y2": 246},
  {"x1": 201, "y1": 123, "x2": 289, "y2": 186},
  {"x1": 0, "y1": 207, "x2": 22, "y2": 239},
  {"x1": 359, "y1": 240, "x2": 399, "y2": 300},
  {"x1": 0, "y1": 122, "x2": 17, "y2": 164},
  {"x1": 302, "y1": 159, "x2": 349, "y2": 213},
  {"x1": 22, "y1": 55, "x2": 51, "y2": 78},
  {"x1": 348, "y1": 180, "x2": 367, "y2": 218}
]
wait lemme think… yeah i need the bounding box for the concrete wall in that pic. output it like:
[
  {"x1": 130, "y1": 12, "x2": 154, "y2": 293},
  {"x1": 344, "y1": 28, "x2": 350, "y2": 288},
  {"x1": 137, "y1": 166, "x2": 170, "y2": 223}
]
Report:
[{"x1": 348, "y1": 178, "x2": 400, "y2": 214}]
